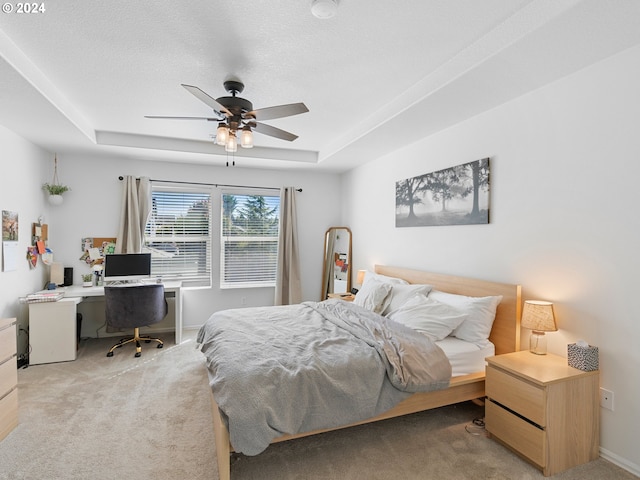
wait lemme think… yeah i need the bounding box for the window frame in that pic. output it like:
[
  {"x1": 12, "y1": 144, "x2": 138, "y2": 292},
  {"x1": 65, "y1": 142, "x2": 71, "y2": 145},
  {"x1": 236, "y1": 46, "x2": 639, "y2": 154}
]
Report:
[
  {"x1": 219, "y1": 189, "x2": 281, "y2": 290},
  {"x1": 144, "y1": 183, "x2": 213, "y2": 288}
]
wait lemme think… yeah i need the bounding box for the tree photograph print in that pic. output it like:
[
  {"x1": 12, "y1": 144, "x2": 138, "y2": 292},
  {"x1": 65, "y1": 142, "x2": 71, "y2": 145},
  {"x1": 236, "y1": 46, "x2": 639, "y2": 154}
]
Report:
[{"x1": 395, "y1": 158, "x2": 490, "y2": 227}]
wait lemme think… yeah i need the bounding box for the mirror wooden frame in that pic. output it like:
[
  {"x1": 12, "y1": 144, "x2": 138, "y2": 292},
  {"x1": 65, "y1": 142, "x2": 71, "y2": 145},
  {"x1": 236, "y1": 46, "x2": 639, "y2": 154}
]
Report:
[{"x1": 321, "y1": 226, "x2": 352, "y2": 300}]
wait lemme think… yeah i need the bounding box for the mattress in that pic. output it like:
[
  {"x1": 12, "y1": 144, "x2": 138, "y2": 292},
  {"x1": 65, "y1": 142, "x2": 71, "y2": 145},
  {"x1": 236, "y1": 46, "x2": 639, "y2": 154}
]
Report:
[{"x1": 436, "y1": 337, "x2": 494, "y2": 377}]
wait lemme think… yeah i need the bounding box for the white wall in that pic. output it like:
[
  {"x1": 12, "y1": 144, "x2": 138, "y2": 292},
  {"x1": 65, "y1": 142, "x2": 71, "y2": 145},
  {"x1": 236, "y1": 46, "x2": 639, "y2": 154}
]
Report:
[
  {"x1": 342, "y1": 44, "x2": 640, "y2": 473},
  {"x1": 0, "y1": 125, "x2": 53, "y2": 359},
  {"x1": 3, "y1": 37, "x2": 638, "y2": 476},
  {"x1": 44, "y1": 154, "x2": 342, "y2": 335}
]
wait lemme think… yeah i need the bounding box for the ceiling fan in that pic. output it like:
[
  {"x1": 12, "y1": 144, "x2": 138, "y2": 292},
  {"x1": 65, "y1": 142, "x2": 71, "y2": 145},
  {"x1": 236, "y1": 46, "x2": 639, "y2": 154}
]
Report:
[{"x1": 145, "y1": 80, "x2": 309, "y2": 152}]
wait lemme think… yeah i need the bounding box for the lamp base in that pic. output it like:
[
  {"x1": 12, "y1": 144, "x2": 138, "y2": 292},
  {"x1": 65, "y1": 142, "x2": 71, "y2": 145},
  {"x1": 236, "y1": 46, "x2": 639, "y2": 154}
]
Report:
[{"x1": 529, "y1": 331, "x2": 547, "y2": 355}]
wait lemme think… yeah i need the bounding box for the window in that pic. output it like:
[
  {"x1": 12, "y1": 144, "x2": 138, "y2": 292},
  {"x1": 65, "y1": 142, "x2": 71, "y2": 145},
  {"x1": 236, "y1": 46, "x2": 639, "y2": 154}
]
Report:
[
  {"x1": 144, "y1": 186, "x2": 212, "y2": 286},
  {"x1": 220, "y1": 192, "x2": 280, "y2": 288}
]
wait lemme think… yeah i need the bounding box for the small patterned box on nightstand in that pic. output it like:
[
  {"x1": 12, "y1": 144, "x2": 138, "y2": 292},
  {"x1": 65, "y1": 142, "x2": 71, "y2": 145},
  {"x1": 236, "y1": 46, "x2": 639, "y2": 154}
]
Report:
[{"x1": 567, "y1": 343, "x2": 599, "y2": 371}]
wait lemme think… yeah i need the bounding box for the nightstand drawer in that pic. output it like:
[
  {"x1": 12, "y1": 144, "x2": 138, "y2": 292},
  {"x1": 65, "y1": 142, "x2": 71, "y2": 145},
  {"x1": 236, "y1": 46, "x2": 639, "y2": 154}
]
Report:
[
  {"x1": 0, "y1": 356, "x2": 17, "y2": 397},
  {"x1": 486, "y1": 400, "x2": 545, "y2": 467},
  {"x1": 0, "y1": 322, "x2": 16, "y2": 360},
  {"x1": 0, "y1": 387, "x2": 18, "y2": 442},
  {"x1": 486, "y1": 365, "x2": 545, "y2": 426}
]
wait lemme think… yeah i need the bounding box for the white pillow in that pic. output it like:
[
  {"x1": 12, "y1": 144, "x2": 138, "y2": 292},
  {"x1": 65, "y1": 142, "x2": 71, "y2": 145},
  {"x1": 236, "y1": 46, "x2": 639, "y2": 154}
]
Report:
[
  {"x1": 353, "y1": 277, "x2": 392, "y2": 314},
  {"x1": 428, "y1": 290, "x2": 503, "y2": 344},
  {"x1": 382, "y1": 283, "x2": 433, "y2": 316},
  {"x1": 387, "y1": 294, "x2": 467, "y2": 341}
]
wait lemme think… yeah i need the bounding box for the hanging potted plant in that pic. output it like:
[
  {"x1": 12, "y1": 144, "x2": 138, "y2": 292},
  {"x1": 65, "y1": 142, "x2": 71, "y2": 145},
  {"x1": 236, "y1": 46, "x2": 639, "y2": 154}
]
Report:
[
  {"x1": 43, "y1": 154, "x2": 70, "y2": 205},
  {"x1": 42, "y1": 183, "x2": 70, "y2": 205}
]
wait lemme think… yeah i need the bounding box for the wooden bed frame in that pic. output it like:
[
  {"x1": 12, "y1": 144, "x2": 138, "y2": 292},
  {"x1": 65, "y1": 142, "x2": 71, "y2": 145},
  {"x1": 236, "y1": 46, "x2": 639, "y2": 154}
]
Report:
[{"x1": 209, "y1": 265, "x2": 522, "y2": 480}]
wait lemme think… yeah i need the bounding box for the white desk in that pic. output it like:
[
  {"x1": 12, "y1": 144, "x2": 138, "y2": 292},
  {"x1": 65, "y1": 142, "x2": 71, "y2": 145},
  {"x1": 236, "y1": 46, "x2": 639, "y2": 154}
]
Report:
[
  {"x1": 65, "y1": 281, "x2": 183, "y2": 344},
  {"x1": 28, "y1": 281, "x2": 183, "y2": 365}
]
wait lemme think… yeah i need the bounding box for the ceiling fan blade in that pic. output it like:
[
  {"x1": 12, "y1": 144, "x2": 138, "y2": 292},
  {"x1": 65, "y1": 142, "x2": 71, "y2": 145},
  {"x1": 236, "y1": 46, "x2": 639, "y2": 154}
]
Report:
[
  {"x1": 145, "y1": 115, "x2": 220, "y2": 121},
  {"x1": 252, "y1": 121, "x2": 299, "y2": 141},
  {"x1": 246, "y1": 102, "x2": 309, "y2": 121},
  {"x1": 181, "y1": 84, "x2": 232, "y2": 116}
]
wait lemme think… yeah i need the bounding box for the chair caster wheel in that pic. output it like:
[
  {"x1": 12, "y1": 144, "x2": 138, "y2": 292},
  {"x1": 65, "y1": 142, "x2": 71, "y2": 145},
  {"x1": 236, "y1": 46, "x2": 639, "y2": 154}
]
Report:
[
  {"x1": 135, "y1": 352, "x2": 141, "y2": 358},
  {"x1": 157, "y1": 344, "x2": 163, "y2": 349},
  {"x1": 107, "y1": 352, "x2": 114, "y2": 357}
]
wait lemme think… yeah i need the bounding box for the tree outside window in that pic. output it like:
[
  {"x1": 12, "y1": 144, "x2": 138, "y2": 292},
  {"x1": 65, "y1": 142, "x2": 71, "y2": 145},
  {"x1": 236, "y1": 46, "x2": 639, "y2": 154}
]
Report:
[{"x1": 221, "y1": 193, "x2": 280, "y2": 288}]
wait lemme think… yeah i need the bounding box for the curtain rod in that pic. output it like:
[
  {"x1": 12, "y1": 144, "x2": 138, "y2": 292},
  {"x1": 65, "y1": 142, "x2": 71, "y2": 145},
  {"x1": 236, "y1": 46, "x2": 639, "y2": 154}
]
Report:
[{"x1": 118, "y1": 176, "x2": 302, "y2": 192}]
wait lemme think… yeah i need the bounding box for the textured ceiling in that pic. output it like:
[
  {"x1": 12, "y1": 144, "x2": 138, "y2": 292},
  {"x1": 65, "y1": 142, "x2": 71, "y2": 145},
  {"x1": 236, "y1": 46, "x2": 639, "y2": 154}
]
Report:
[{"x1": 1, "y1": 0, "x2": 640, "y2": 171}]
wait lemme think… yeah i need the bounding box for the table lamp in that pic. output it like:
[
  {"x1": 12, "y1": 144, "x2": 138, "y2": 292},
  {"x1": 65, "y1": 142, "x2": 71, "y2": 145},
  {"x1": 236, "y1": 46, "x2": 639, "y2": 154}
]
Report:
[
  {"x1": 521, "y1": 300, "x2": 557, "y2": 355},
  {"x1": 352, "y1": 270, "x2": 366, "y2": 294}
]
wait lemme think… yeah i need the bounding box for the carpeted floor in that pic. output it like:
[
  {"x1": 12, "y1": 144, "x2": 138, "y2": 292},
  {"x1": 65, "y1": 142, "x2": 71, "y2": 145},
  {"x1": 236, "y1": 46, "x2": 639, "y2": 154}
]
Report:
[{"x1": 0, "y1": 331, "x2": 636, "y2": 480}]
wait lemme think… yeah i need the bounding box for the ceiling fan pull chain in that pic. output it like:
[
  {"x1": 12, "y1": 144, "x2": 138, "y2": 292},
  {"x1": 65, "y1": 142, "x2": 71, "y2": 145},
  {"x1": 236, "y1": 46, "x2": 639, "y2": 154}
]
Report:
[{"x1": 226, "y1": 149, "x2": 235, "y2": 167}]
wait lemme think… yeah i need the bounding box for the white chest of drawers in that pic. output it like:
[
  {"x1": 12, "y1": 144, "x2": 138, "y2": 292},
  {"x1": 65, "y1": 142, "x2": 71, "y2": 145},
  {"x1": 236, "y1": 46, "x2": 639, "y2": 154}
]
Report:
[{"x1": 0, "y1": 317, "x2": 18, "y2": 442}]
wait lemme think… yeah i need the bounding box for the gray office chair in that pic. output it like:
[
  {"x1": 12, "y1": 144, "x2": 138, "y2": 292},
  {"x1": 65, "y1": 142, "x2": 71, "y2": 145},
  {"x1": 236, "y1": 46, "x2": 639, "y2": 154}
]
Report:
[{"x1": 104, "y1": 284, "x2": 167, "y2": 358}]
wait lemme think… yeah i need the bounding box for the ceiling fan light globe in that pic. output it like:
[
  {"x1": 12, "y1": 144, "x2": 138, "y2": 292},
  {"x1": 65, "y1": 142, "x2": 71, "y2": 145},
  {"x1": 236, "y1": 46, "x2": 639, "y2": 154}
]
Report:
[
  {"x1": 241, "y1": 127, "x2": 254, "y2": 148},
  {"x1": 216, "y1": 123, "x2": 229, "y2": 146},
  {"x1": 311, "y1": 0, "x2": 338, "y2": 19},
  {"x1": 225, "y1": 133, "x2": 238, "y2": 153}
]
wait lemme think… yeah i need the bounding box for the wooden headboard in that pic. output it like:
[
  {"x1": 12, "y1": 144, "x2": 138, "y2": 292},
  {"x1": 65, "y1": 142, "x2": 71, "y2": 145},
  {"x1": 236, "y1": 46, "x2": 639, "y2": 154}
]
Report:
[{"x1": 375, "y1": 265, "x2": 521, "y2": 355}]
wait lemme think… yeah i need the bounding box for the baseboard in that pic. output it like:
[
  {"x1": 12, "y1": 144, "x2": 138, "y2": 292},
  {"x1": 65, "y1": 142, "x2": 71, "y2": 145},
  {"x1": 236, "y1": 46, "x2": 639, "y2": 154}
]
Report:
[
  {"x1": 600, "y1": 447, "x2": 640, "y2": 477},
  {"x1": 182, "y1": 326, "x2": 201, "y2": 333}
]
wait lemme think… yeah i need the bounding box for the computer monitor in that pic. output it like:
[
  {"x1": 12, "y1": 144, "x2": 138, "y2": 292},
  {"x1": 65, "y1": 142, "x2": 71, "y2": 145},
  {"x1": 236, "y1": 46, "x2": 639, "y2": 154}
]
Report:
[{"x1": 103, "y1": 253, "x2": 152, "y2": 283}]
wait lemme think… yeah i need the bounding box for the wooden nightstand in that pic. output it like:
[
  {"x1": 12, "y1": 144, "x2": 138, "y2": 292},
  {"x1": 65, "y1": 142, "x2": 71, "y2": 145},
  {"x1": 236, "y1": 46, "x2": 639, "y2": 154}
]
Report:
[
  {"x1": 327, "y1": 293, "x2": 355, "y2": 302},
  {"x1": 485, "y1": 350, "x2": 599, "y2": 476}
]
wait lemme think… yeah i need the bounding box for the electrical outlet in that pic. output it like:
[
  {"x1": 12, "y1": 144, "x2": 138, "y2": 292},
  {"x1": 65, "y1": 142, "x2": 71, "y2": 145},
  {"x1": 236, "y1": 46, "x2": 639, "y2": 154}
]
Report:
[
  {"x1": 600, "y1": 388, "x2": 614, "y2": 411},
  {"x1": 241, "y1": 297, "x2": 247, "y2": 306}
]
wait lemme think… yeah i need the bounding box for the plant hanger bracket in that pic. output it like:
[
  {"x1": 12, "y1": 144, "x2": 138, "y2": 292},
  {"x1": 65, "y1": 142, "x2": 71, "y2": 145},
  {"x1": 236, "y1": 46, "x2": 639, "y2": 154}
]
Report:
[{"x1": 52, "y1": 154, "x2": 60, "y2": 186}]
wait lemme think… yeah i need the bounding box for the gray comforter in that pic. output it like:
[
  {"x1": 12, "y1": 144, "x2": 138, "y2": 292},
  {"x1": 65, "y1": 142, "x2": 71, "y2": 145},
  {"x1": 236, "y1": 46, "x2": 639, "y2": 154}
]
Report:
[{"x1": 197, "y1": 299, "x2": 451, "y2": 455}]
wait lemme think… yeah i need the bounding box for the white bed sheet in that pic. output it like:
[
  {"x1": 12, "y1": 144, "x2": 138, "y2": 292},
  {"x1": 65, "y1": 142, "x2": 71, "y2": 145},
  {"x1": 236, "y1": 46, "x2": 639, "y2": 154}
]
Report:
[{"x1": 435, "y1": 337, "x2": 494, "y2": 377}]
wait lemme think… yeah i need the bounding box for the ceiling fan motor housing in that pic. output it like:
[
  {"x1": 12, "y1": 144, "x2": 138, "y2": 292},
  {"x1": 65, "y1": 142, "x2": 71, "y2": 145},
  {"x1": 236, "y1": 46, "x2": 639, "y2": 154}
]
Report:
[
  {"x1": 223, "y1": 80, "x2": 244, "y2": 94},
  {"x1": 216, "y1": 96, "x2": 253, "y2": 116}
]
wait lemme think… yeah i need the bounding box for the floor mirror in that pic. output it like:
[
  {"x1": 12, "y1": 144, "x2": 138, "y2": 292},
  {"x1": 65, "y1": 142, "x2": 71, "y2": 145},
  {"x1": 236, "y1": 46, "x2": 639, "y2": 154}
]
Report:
[{"x1": 321, "y1": 227, "x2": 352, "y2": 300}]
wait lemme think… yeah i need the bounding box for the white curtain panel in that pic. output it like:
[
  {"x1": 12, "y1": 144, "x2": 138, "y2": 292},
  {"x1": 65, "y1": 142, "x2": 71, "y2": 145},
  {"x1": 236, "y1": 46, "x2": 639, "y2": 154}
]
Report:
[
  {"x1": 274, "y1": 187, "x2": 302, "y2": 305},
  {"x1": 115, "y1": 176, "x2": 151, "y2": 254}
]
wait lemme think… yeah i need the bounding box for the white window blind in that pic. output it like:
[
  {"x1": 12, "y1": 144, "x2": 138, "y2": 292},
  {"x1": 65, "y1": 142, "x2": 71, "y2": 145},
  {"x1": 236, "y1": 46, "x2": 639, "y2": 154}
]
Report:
[
  {"x1": 144, "y1": 186, "x2": 212, "y2": 286},
  {"x1": 220, "y1": 192, "x2": 280, "y2": 288}
]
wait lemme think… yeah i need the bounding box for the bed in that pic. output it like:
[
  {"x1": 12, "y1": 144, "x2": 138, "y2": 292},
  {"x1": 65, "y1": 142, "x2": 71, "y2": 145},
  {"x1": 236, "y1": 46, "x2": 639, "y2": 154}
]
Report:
[{"x1": 199, "y1": 265, "x2": 521, "y2": 480}]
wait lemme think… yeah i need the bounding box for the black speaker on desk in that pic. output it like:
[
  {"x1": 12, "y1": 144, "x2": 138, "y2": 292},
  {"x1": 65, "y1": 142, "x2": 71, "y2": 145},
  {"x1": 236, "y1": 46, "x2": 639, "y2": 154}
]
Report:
[{"x1": 63, "y1": 267, "x2": 73, "y2": 286}]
